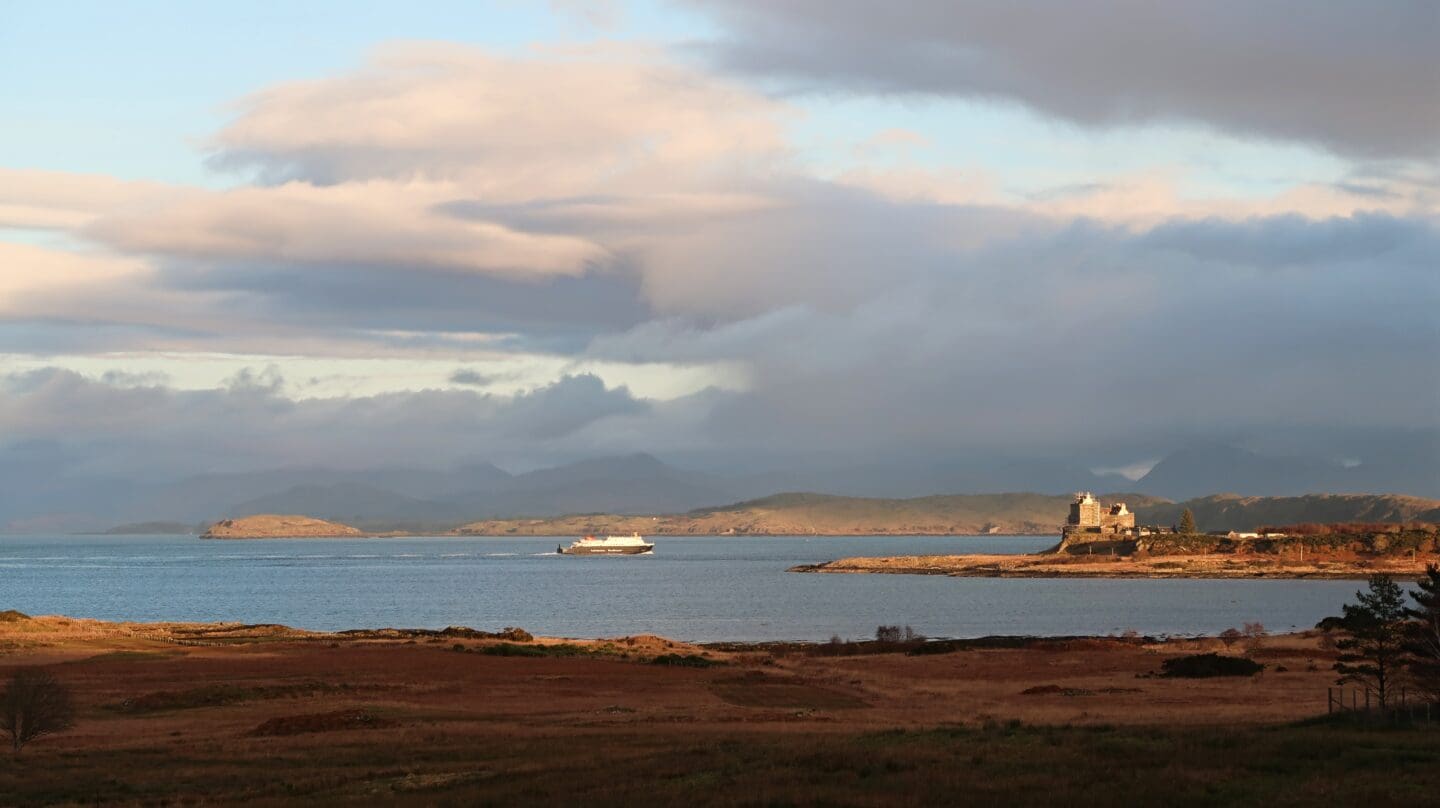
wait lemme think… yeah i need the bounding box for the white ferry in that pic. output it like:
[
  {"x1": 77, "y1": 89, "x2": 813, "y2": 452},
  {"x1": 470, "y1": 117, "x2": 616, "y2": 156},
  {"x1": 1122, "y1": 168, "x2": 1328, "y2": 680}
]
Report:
[{"x1": 557, "y1": 533, "x2": 654, "y2": 555}]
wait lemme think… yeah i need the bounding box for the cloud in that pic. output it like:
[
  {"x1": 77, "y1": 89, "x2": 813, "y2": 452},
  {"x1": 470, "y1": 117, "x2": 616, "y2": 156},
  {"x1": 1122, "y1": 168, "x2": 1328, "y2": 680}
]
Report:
[
  {"x1": 449, "y1": 368, "x2": 499, "y2": 387},
  {"x1": 548, "y1": 0, "x2": 624, "y2": 30},
  {"x1": 86, "y1": 180, "x2": 607, "y2": 278},
  {"x1": 0, "y1": 242, "x2": 149, "y2": 302},
  {"x1": 207, "y1": 41, "x2": 792, "y2": 191},
  {"x1": 1138, "y1": 212, "x2": 1439, "y2": 268},
  {"x1": 686, "y1": 0, "x2": 1440, "y2": 159},
  {"x1": 1, "y1": 39, "x2": 1436, "y2": 488},
  {"x1": 589, "y1": 210, "x2": 1440, "y2": 457},
  {"x1": 508, "y1": 373, "x2": 648, "y2": 439},
  {"x1": 0, "y1": 368, "x2": 655, "y2": 476},
  {"x1": 0, "y1": 168, "x2": 174, "y2": 231}
]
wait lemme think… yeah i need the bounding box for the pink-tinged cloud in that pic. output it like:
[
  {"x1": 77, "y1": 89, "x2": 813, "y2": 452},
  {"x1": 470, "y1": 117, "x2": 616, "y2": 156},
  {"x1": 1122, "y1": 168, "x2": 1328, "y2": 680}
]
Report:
[
  {"x1": 207, "y1": 42, "x2": 794, "y2": 195},
  {"x1": 85, "y1": 180, "x2": 607, "y2": 277}
]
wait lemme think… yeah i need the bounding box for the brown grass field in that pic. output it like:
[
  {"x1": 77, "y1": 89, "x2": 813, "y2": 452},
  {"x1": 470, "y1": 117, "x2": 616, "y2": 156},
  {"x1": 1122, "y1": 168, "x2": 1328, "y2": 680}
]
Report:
[{"x1": 2, "y1": 615, "x2": 1438, "y2": 805}]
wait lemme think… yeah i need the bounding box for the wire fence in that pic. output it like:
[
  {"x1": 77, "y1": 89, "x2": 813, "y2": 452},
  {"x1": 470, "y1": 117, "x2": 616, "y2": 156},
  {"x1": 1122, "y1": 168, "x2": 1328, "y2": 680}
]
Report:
[{"x1": 1327, "y1": 686, "x2": 1437, "y2": 724}]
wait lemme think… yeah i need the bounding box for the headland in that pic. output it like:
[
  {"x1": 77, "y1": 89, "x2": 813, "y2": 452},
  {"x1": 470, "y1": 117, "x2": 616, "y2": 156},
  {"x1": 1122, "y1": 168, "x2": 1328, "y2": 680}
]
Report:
[{"x1": 794, "y1": 493, "x2": 1440, "y2": 578}]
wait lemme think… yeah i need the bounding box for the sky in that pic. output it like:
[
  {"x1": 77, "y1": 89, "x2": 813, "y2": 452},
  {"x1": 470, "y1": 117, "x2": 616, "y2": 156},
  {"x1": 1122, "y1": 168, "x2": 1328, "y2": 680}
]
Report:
[{"x1": 1, "y1": 0, "x2": 1438, "y2": 481}]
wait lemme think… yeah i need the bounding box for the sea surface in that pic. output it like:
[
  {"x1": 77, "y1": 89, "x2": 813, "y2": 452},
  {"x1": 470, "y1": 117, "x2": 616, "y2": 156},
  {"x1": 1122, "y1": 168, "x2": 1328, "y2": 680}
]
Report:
[{"x1": 0, "y1": 534, "x2": 1369, "y2": 642}]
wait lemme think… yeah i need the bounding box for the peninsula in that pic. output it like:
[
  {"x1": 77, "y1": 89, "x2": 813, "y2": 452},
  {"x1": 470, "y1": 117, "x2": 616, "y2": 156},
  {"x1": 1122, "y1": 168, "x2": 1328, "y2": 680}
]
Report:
[{"x1": 793, "y1": 493, "x2": 1440, "y2": 579}]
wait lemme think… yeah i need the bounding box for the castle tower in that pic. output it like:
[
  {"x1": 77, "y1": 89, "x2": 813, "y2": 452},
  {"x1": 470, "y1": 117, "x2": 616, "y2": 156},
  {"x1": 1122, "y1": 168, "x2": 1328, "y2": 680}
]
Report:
[{"x1": 1068, "y1": 492, "x2": 1101, "y2": 527}]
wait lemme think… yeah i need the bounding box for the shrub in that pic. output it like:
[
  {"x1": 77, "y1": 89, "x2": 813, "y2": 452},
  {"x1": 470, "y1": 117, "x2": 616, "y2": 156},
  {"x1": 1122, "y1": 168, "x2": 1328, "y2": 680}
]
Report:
[
  {"x1": 907, "y1": 641, "x2": 961, "y2": 656},
  {"x1": 1, "y1": 669, "x2": 74, "y2": 752},
  {"x1": 1160, "y1": 653, "x2": 1263, "y2": 678},
  {"x1": 650, "y1": 653, "x2": 722, "y2": 668},
  {"x1": 0, "y1": 610, "x2": 29, "y2": 623},
  {"x1": 875, "y1": 625, "x2": 922, "y2": 644},
  {"x1": 479, "y1": 642, "x2": 588, "y2": 658}
]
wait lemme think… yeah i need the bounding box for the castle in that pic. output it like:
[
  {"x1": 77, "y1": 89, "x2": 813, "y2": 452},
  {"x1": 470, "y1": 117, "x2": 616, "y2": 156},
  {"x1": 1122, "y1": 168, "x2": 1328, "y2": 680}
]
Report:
[{"x1": 1062, "y1": 492, "x2": 1137, "y2": 539}]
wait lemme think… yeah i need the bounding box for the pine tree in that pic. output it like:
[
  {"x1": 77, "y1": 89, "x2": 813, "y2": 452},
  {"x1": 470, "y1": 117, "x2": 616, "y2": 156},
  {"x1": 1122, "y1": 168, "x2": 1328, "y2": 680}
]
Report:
[
  {"x1": 1331, "y1": 574, "x2": 1411, "y2": 708},
  {"x1": 1178, "y1": 508, "x2": 1197, "y2": 535},
  {"x1": 1403, "y1": 564, "x2": 1440, "y2": 700}
]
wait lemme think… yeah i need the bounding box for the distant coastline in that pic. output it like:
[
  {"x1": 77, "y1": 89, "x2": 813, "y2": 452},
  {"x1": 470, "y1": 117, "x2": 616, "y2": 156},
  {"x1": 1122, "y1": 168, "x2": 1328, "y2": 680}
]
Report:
[{"x1": 185, "y1": 491, "x2": 1440, "y2": 540}]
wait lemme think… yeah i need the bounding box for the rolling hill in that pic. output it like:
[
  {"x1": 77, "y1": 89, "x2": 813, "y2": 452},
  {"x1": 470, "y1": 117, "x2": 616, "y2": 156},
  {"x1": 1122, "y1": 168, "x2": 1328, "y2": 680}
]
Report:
[{"x1": 457, "y1": 491, "x2": 1440, "y2": 536}]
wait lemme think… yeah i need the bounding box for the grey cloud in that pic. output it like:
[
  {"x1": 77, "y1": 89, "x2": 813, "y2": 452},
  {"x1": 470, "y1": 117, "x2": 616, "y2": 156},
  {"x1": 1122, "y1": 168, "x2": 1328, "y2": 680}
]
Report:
[
  {"x1": 0, "y1": 368, "x2": 655, "y2": 478},
  {"x1": 685, "y1": 0, "x2": 1440, "y2": 159},
  {"x1": 589, "y1": 209, "x2": 1440, "y2": 461},
  {"x1": 6, "y1": 172, "x2": 1436, "y2": 479},
  {"x1": 150, "y1": 259, "x2": 652, "y2": 355},
  {"x1": 1139, "y1": 212, "x2": 1440, "y2": 267},
  {"x1": 507, "y1": 373, "x2": 649, "y2": 439},
  {"x1": 449, "y1": 369, "x2": 497, "y2": 387}
]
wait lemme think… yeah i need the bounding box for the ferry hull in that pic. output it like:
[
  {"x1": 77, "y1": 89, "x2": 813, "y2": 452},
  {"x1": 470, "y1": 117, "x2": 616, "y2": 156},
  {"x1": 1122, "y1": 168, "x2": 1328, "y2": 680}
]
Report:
[{"x1": 558, "y1": 544, "x2": 654, "y2": 555}]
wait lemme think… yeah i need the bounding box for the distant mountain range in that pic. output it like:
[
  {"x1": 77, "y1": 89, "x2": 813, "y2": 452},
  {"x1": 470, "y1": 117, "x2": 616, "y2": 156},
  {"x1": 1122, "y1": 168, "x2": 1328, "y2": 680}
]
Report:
[
  {"x1": 221, "y1": 453, "x2": 752, "y2": 532},
  {"x1": 1133, "y1": 442, "x2": 1440, "y2": 501},
  {"x1": 1, "y1": 441, "x2": 1435, "y2": 534}
]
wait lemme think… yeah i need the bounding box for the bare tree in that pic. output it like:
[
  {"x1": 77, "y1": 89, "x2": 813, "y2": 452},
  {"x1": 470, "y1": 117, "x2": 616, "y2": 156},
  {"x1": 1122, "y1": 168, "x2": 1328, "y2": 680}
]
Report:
[
  {"x1": 1242, "y1": 622, "x2": 1268, "y2": 655},
  {"x1": 1, "y1": 668, "x2": 74, "y2": 753}
]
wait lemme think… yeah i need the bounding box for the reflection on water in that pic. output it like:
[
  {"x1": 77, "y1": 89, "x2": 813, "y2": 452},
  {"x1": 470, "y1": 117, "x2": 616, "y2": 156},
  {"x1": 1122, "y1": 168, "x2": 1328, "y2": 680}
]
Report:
[{"x1": 0, "y1": 534, "x2": 1363, "y2": 642}]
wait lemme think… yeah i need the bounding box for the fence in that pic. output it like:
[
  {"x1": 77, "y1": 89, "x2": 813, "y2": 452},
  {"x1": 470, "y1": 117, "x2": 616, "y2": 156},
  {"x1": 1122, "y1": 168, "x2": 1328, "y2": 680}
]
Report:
[{"x1": 1327, "y1": 686, "x2": 1437, "y2": 723}]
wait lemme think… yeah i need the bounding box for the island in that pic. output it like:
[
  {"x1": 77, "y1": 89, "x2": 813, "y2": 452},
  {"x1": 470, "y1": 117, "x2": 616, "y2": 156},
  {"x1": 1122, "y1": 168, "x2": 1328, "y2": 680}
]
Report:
[
  {"x1": 792, "y1": 493, "x2": 1440, "y2": 579},
  {"x1": 201, "y1": 514, "x2": 365, "y2": 539}
]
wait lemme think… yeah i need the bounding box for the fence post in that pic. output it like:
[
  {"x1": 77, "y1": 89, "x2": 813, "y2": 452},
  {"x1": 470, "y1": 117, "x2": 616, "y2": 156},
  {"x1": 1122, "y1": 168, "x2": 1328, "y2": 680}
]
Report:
[{"x1": 1327, "y1": 687, "x2": 1333, "y2": 715}]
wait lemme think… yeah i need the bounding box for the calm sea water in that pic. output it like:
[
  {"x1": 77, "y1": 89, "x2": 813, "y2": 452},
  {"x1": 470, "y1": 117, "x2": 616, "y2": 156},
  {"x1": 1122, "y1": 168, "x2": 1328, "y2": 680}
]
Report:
[{"x1": 0, "y1": 534, "x2": 1367, "y2": 642}]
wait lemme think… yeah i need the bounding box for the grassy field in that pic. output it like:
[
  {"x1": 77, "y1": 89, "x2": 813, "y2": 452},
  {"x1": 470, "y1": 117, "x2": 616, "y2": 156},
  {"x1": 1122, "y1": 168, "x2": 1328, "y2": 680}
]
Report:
[
  {"x1": 3, "y1": 616, "x2": 1439, "y2": 805},
  {"x1": 3, "y1": 721, "x2": 1437, "y2": 805}
]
